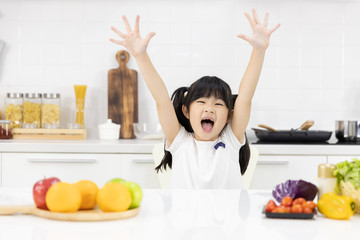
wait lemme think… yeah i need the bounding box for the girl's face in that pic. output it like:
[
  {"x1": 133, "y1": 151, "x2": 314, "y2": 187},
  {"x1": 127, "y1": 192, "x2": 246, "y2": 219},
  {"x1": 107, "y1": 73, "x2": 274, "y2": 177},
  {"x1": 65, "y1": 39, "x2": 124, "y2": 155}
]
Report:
[{"x1": 183, "y1": 96, "x2": 230, "y2": 141}]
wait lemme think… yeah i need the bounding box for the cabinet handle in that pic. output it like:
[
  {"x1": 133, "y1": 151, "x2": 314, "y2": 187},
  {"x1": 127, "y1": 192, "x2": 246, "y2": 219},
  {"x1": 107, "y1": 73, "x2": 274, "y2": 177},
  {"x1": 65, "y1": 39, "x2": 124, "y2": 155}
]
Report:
[
  {"x1": 132, "y1": 158, "x2": 154, "y2": 163},
  {"x1": 257, "y1": 160, "x2": 289, "y2": 165},
  {"x1": 27, "y1": 158, "x2": 97, "y2": 163}
]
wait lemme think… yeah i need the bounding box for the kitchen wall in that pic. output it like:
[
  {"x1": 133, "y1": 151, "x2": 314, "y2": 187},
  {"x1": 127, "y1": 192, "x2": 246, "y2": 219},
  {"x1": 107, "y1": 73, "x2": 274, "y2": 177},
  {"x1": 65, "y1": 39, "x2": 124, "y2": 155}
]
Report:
[{"x1": 0, "y1": 0, "x2": 359, "y2": 138}]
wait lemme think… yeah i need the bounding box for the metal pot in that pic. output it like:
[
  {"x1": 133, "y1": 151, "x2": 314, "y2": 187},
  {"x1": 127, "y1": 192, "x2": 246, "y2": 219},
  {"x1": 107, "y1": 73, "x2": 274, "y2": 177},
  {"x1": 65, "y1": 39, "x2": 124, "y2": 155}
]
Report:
[{"x1": 335, "y1": 120, "x2": 360, "y2": 142}]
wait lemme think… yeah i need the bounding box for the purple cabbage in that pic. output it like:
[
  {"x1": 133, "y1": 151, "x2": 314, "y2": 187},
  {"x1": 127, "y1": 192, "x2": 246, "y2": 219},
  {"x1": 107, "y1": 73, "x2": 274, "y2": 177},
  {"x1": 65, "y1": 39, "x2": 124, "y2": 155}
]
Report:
[{"x1": 272, "y1": 179, "x2": 318, "y2": 203}]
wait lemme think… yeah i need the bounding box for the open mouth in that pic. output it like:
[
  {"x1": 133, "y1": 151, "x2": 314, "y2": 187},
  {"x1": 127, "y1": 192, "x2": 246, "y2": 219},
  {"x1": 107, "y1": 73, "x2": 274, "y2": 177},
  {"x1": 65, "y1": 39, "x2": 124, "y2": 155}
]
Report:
[{"x1": 201, "y1": 118, "x2": 214, "y2": 133}]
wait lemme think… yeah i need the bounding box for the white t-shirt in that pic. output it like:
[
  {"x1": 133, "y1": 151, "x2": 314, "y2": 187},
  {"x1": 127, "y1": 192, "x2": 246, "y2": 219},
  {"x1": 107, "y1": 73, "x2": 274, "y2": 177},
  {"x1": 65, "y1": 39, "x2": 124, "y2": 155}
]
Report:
[{"x1": 166, "y1": 124, "x2": 246, "y2": 189}]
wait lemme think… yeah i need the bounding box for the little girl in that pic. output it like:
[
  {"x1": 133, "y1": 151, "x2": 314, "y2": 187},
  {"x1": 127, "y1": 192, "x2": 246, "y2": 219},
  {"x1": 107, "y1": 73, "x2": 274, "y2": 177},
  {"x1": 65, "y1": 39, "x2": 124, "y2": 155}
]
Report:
[{"x1": 110, "y1": 9, "x2": 280, "y2": 189}]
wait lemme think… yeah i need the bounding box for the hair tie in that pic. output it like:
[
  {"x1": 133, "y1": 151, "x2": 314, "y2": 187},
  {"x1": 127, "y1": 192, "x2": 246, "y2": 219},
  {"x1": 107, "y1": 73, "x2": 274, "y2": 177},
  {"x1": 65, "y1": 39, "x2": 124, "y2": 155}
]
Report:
[{"x1": 184, "y1": 91, "x2": 188, "y2": 97}]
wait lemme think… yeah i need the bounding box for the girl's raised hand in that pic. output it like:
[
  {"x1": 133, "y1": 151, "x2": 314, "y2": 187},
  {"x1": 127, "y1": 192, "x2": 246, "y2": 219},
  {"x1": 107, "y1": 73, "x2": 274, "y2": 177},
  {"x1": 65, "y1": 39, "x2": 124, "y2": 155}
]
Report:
[
  {"x1": 237, "y1": 9, "x2": 280, "y2": 50},
  {"x1": 110, "y1": 15, "x2": 155, "y2": 57}
]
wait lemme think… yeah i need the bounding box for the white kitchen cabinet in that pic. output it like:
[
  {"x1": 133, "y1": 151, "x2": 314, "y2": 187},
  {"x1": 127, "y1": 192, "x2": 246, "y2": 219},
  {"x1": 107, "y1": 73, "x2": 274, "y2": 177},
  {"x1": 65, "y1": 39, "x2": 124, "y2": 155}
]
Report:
[
  {"x1": 1, "y1": 153, "x2": 161, "y2": 189},
  {"x1": 1, "y1": 153, "x2": 123, "y2": 188},
  {"x1": 250, "y1": 155, "x2": 327, "y2": 190},
  {"x1": 327, "y1": 156, "x2": 359, "y2": 165},
  {"x1": 121, "y1": 154, "x2": 161, "y2": 189}
]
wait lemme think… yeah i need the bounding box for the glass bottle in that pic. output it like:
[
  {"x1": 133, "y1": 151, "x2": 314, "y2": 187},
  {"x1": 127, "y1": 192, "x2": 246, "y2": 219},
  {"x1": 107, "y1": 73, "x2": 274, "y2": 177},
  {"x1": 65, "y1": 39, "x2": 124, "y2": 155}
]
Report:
[
  {"x1": 42, "y1": 93, "x2": 60, "y2": 128},
  {"x1": 317, "y1": 163, "x2": 337, "y2": 200},
  {"x1": 5, "y1": 93, "x2": 23, "y2": 128},
  {"x1": 0, "y1": 120, "x2": 13, "y2": 139},
  {"x1": 23, "y1": 93, "x2": 42, "y2": 128},
  {"x1": 74, "y1": 85, "x2": 87, "y2": 128}
]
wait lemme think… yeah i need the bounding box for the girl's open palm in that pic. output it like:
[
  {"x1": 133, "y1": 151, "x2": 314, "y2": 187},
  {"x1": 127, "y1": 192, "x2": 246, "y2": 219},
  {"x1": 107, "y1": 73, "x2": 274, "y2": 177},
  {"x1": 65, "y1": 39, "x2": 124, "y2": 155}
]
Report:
[
  {"x1": 110, "y1": 15, "x2": 155, "y2": 57},
  {"x1": 237, "y1": 9, "x2": 280, "y2": 49}
]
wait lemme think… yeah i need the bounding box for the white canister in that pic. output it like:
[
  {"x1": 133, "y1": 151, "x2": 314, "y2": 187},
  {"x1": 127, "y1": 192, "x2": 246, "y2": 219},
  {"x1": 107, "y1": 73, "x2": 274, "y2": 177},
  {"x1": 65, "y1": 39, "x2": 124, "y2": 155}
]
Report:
[
  {"x1": 98, "y1": 119, "x2": 120, "y2": 140},
  {"x1": 317, "y1": 163, "x2": 337, "y2": 200}
]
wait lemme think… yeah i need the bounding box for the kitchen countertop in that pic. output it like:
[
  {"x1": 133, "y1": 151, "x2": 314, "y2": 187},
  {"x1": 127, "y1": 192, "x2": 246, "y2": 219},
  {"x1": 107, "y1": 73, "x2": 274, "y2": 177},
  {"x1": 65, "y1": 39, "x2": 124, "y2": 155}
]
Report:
[
  {"x1": 1, "y1": 138, "x2": 360, "y2": 156},
  {"x1": 0, "y1": 188, "x2": 357, "y2": 240}
]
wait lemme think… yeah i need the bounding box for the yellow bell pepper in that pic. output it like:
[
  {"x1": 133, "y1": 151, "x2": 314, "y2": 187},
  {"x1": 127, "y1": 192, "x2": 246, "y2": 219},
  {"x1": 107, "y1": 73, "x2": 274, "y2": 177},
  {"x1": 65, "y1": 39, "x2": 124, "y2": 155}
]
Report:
[{"x1": 317, "y1": 192, "x2": 356, "y2": 220}]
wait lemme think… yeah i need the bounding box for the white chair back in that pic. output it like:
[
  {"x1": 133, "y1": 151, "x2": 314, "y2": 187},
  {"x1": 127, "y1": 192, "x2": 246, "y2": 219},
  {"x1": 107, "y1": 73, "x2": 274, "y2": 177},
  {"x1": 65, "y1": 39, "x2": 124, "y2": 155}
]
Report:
[
  {"x1": 152, "y1": 142, "x2": 171, "y2": 189},
  {"x1": 242, "y1": 145, "x2": 259, "y2": 189}
]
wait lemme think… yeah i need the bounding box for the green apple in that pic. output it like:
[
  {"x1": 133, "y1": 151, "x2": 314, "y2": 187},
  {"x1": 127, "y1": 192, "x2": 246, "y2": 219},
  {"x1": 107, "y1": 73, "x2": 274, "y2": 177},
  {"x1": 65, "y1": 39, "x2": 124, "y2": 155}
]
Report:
[
  {"x1": 107, "y1": 178, "x2": 126, "y2": 184},
  {"x1": 122, "y1": 181, "x2": 143, "y2": 209}
]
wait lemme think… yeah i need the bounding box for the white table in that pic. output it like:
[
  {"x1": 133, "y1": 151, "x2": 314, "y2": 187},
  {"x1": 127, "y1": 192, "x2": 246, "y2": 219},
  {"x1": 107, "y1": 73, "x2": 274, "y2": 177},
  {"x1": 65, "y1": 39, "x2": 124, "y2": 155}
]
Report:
[{"x1": 0, "y1": 188, "x2": 358, "y2": 240}]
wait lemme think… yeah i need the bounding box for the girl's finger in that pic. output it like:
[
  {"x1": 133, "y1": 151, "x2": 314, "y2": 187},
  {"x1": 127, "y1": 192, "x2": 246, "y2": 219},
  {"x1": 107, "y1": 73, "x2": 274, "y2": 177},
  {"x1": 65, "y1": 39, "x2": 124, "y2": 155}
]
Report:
[
  {"x1": 244, "y1": 12, "x2": 255, "y2": 28},
  {"x1": 269, "y1": 23, "x2": 281, "y2": 34},
  {"x1": 110, "y1": 26, "x2": 126, "y2": 39},
  {"x1": 134, "y1": 15, "x2": 140, "y2": 33},
  {"x1": 237, "y1": 33, "x2": 249, "y2": 42},
  {"x1": 109, "y1": 38, "x2": 124, "y2": 45},
  {"x1": 252, "y1": 9, "x2": 260, "y2": 24},
  {"x1": 144, "y1": 32, "x2": 156, "y2": 45},
  {"x1": 263, "y1": 12, "x2": 269, "y2": 27},
  {"x1": 122, "y1": 15, "x2": 133, "y2": 33}
]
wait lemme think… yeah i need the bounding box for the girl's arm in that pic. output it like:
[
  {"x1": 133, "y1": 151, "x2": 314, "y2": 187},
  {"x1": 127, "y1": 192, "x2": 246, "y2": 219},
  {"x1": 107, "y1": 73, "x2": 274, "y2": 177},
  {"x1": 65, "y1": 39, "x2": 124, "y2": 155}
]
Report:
[
  {"x1": 110, "y1": 16, "x2": 180, "y2": 144},
  {"x1": 231, "y1": 9, "x2": 280, "y2": 143}
]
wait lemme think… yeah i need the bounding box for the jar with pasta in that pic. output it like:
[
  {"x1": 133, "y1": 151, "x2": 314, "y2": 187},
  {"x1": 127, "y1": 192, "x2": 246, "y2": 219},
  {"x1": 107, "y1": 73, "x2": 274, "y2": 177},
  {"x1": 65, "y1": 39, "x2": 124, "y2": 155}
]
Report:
[
  {"x1": 23, "y1": 93, "x2": 42, "y2": 128},
  {"x1": 41, "y1": 93, "x2": 60, "y2": 128},
  {"x1": 5, "y1": 93, "x2": 23, "y2": 128}
]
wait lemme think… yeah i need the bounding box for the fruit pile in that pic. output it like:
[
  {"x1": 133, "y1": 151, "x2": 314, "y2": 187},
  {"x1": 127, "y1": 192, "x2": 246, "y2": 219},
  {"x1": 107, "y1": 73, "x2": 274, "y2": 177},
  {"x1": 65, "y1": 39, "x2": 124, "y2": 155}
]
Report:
[
  {"x1": 32, "y1": 177, "x2": 143, "y2": 213},
  {"x1": 265, "y1": 196, "x2": 317, "y2": 214}
]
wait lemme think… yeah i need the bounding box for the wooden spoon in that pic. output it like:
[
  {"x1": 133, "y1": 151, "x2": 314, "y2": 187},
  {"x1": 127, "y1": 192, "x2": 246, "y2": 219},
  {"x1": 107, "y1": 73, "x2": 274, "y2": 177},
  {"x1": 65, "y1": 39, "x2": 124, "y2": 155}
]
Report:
[
  {"x1": 258, "y1": 124, "x2": 278, "y2": 132},
  {"x1": 299, "y1": 120, "x2": 314, "y2": 130}
]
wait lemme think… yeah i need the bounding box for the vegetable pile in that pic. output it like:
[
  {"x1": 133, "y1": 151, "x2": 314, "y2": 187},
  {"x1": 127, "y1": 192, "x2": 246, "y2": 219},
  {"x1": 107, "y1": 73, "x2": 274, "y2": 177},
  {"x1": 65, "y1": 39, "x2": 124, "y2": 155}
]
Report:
[
  {"x1": 272, "y1": 179, "x2": 318, "y2": 203},
  {"x1": 265, "y1": 196, "x2": 316, "y2": 214},
  {"x1": 333, "y1": 158, "x2": 360, "y2": 190},
  {"x1": 333, "y1": 158, "x2": 360, "y2": 213}
]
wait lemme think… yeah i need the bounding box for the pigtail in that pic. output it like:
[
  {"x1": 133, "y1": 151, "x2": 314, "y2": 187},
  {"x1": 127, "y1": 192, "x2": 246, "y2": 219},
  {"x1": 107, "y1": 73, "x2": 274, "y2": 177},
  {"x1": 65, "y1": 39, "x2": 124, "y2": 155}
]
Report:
[
  {"x1": 239, "y1": 134, "x2": 250, "y2": 175},
  {"x1": 155, "y1": 86, "x2": 190, "y2": 173}
]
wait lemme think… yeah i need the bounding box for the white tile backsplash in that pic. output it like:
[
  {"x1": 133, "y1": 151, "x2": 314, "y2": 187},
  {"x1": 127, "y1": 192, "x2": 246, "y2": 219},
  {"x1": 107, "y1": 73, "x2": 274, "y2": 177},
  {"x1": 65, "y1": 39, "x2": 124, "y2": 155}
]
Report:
[{"x1": 1, "y1": 0, "x2": 360, "y2": 133}]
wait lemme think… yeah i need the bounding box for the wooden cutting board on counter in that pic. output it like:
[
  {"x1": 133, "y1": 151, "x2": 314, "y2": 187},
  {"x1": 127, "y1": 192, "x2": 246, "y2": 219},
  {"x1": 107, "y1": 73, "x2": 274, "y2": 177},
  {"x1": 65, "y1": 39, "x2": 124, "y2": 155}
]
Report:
[
  {"x1": 0, "y1": 205, "x2": 140, "y2": 221},
  {"x1": 108, "y1": 50, "x2": 138, "y2": 139}
]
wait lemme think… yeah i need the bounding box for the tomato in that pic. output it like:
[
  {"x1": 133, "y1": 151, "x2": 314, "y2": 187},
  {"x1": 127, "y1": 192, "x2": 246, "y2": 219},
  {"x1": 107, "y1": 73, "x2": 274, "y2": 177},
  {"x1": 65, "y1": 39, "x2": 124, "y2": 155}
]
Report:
[
  {"x1": 290, "y1": 204, "x2": 303, "y2": 213},
  {"x1": 265, "y1": 200, "x2": 277, "y2": 212},
  {"x1": 281, "y1": 196, "x2": 293, "y2": 207},
  {"x1": 272, "y1": 206, "x2": 289, "y2": 213},
  {"x1": 302, "y1": 207, "x2": 313, "y2": 214},
  {"x1": 302, "y1": 201, "x2": 317, "y2": 210},
  {"x1": 293, "y1": 198, "x2": 306, "y2": 206}
]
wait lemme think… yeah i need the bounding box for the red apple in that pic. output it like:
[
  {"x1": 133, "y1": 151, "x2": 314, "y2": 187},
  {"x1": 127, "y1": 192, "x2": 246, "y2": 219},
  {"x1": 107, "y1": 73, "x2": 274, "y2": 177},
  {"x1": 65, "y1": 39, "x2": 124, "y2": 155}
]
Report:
[{"x1": 33, "y1": 177, "x2": 61, "y2": 210}]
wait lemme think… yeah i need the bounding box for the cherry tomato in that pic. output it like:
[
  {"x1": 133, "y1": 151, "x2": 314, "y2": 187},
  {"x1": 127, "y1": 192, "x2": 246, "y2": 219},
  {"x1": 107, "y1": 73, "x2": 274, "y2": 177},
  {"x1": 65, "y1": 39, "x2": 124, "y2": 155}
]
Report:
[
  {"x1": 265, "y1": 200, "x2": 277, "y2": 212},
  {"x1": 272, "y1": 206, "x2": 289, "y2": 213},
  {"x1": 302, "y1": 201, "x2": 317, "y2": 210},
  {"x1": 293, "y1": 198, "x2": 306, "y2": 206},
  {"x1": 281, "y1": 196, "x2": 293, "y2": 207},
  {"x1": 302, "y1": 207, "x2": 313, "y2": 214},
  {"x1": 290, "y1": 204, "x2": 303, "y2": 213}
]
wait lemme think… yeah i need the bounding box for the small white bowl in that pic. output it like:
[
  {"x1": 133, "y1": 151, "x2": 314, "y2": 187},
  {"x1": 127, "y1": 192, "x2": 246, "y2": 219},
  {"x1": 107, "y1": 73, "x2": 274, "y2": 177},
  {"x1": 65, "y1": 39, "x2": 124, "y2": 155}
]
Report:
[
  {"x1": 133, "y1": 123, "x2": 164, "y2": 140},
  {"x1": 98, "y1": 119, "x2": 120, "y2": 140}
]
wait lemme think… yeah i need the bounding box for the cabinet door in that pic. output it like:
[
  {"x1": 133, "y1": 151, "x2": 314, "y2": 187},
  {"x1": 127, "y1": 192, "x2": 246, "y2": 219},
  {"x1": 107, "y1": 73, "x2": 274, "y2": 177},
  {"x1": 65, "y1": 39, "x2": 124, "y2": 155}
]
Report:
[
  {"x1": 1, "y1": 153, "x2": 122, "y2": 188},
  {"x1": 121, "y1": 154, "x2": 160, "y2": 189},
  {"x1": 251, "y1": 155, "x2": 326, "y2": 190}
]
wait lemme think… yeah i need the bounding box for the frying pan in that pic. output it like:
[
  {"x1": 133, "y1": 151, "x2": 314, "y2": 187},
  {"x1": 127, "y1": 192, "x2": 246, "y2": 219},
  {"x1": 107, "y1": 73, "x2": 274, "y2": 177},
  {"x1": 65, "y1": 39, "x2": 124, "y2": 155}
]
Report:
[
  {"x1": 252, "y1": 121, "x2": 332, "y2": 142},
  {"x1": 252, "y1": 128, "x2": 332, "y2": 142}
]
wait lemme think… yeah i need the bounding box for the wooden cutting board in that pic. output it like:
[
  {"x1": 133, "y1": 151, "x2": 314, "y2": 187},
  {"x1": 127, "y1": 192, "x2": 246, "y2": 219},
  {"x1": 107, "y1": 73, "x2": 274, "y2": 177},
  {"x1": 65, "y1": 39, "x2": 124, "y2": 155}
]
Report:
[
  {"x1": 108, "y1": 50, "x2": 138, "y2": 139},
  {"x1": 0, "y1": 205, "x2": 140, "y2": 221}
]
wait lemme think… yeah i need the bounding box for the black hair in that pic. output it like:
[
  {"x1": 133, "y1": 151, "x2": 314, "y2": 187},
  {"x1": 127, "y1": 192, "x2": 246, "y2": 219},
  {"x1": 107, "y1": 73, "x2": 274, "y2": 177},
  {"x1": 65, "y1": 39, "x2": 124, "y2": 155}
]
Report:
[{"x1": 155, "y1": 76, "x2": 251, "y2": 175}]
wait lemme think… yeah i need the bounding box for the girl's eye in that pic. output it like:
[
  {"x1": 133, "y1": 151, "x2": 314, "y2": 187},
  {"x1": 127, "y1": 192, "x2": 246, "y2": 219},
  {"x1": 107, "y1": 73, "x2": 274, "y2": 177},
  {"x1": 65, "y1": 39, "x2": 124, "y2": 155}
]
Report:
[
  {"x1": 215, "y1": 103, "x2": 224, "y2": 106},
  {"x1": 197, "y1": 100, "x2": 205, "y2": 104}
]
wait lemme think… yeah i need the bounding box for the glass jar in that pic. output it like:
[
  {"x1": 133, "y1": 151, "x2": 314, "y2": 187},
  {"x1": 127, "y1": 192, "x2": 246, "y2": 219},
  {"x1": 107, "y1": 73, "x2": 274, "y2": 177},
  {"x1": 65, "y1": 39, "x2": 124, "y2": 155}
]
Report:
[
  {"x1": 5, "y1": 93, "x2": 23, "y2": 128},
  {"x1": 23, "y1": 93, "x2": 42, "y2": 128},
  {"x1": 0, "y1": 120, "x2": 13, "y2": 139},
  {"x1": 41, "y1": 93, "x2": 60, "y2": 128}
]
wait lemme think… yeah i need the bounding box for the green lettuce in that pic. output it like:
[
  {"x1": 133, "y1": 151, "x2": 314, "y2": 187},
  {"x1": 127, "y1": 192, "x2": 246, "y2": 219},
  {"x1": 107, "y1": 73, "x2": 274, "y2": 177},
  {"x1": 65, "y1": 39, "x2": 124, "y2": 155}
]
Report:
[{"x1": 333, "y1": 158, "x2": 360, "y2": 190}]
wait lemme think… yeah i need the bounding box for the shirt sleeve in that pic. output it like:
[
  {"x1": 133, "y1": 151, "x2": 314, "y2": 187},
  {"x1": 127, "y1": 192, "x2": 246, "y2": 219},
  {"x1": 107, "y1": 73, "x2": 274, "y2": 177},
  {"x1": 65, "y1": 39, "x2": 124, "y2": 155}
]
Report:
[
  {"x1": 165, "y1": 126, "x2": 190, "y2": 153},
  {"x1": 221, "y1": 123, "x2": 246, "y2": 150}
]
